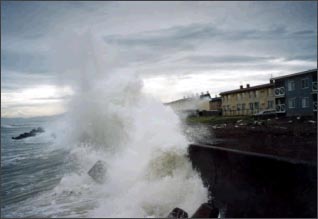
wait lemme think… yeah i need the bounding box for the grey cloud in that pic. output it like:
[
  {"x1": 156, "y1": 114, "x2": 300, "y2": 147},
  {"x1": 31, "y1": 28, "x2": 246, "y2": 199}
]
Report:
[
  {"x1": 102, "y1": 22, "x2": 316, "y2": 73},
  {"x1": 284, "y1": 54, "x2": 317, "y2": 62},
  {"x1": 1, "y1": 70, "x2": 57, "y2": 91},
  {"x1": 2, "y1": 50, "x2": 50, "y2": 73},
  {"x1": 104, "y1": 23, "x2": 316, "y2": 47},
  {"x1": 177, "y1": 55, "x2": 275, "y2": 65},
  {"x1": 31, "y1": 95, "x2": 72, "y2": 101}
]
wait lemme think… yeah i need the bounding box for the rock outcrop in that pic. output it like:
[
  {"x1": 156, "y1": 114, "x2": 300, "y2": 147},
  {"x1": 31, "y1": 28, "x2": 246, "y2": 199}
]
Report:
[
  {"x1": 88, "y1": 160, "x2": 107, "y2": 183},
  {"x1": 12, "y1": 127, "x2": 44, "y2": 140}
]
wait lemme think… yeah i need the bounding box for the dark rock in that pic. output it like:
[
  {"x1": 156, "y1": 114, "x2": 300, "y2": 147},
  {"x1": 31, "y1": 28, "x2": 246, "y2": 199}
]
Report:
[
  {"x1": 191, "y1": 203, "x2": 219, "y2": 218},
  {"x1": 167, "y1": 207, "x2": 188, "y2": 218},
  {"x1": 12, "y1": 127, "x2": 44, "y2": 140},
  {"x1": 88, "y1": 160, "x2": 107, "y2": 183}
]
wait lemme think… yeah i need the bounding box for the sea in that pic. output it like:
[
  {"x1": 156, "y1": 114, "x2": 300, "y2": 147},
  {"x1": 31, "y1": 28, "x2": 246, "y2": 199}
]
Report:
[
  {"x1": 1, "y1": 116, "x2": 74, "y2": 217},
  {"x1": 1, "y1": 110, "x2": 210, "y2": 218}
]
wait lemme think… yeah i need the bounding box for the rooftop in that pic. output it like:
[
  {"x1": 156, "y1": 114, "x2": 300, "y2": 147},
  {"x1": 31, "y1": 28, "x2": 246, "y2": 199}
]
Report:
[
  {"x1": 210, "y1": 97, "x2": 222, "y2": 102},
  {"x1": 165, "y1": 92, "x2": 211, "y2": 105},
  {"x1": 220, "y1": 83, "x2": 274, "y2": 95},
  {"x1": 271, "y1": 68, "x2": 317, "y2": 80}
]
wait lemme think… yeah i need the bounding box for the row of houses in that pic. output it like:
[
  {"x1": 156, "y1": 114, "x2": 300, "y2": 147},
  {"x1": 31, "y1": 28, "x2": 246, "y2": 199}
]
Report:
[{"x1": 166, "y1": 68, "x2": 317, "y2": 117}]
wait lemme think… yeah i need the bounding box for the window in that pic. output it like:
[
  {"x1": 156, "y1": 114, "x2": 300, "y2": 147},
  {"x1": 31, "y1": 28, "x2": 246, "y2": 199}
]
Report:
[
  {"x1": 242, "y1": 103, "x2": 246, "y2": 110},
  {"x1": 256, "y1": 90, "x2": 260, "y2": 97},
  {"x1": 288, "y1": 80, "x2": 295, "y2": 91},
  {"x1": 268, "y1": 88, "x2": 273, "y2": 96},
  {"x1": 268, "y1": 100, "x2": 274, "y2": 109},
  {"x1": 301, "y1": 78, "x2": 309, "y2": 89},
  {"x1": 302, "y1": 97, "x2": 309, "y2": 108},
  {"x1": 254, "y1": 102, "x2": 259, "y2": 109},
  {"x1": 288, "y1": 98, "x2": 296, "y2": 108},
  {"x1": 237, "y1": 93, "x2": 241, "y2": 101},
  {"x1": 249, "y1": 103, "x2": 254, "y2": 110},
  {"x1": 313, "y1": 82, "x2": 318, "y2": 91}
]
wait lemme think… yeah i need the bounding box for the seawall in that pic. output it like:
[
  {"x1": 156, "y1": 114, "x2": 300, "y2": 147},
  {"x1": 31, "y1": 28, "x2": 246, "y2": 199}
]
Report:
[{"x1": 188, "y1": 143, "x2": 317, "y2": 217}]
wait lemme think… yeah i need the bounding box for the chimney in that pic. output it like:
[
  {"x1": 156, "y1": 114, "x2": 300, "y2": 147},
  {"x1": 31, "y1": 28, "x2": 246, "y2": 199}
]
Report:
[
  {"x1": 240, "y1": 85, "x2": 243, "y2": 89},
  {"x1": 246, "y1": 84, "x2": 250, "y2": 88}
]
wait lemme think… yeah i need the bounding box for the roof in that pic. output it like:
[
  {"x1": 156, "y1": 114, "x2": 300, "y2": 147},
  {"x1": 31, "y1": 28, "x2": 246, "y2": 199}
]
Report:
[
  {"x1": 164, "y1": 97, "x2": 193, "y2": 105},
  {"x1": 220, "y1": 83, "x2": 274, "y2": 95},
  {"x1": 165, "y1": 93, "x2": 211, "y2": 105},
  {"x1": 271, "y1": 68, "x2": 317, "y2": 80},
  {"x1": 210, "y1": 97, "x2": 222, "y2": 102}
]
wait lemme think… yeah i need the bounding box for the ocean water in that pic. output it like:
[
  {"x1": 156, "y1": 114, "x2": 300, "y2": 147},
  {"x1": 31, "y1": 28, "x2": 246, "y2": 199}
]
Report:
[
  {"x1": 1, "y1": 32, "x2": 209, "y2": 217},
  {"x1": 1, "y1": 116, "x2": 70, "y2": 217},
  {"x1": 1, "y1": 111, "x2": 208, "y2": 218}
]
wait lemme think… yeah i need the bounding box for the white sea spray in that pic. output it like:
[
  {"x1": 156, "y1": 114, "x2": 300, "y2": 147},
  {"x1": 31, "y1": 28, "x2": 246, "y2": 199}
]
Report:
[{"x1": 47, "y1": 31, "x2": 209, "y2": 217}]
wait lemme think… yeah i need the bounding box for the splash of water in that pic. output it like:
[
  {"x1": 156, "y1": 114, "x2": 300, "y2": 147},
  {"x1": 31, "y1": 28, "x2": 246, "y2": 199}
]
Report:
[{"x1": 50, "y1": 31, "x2": 208, "y2": 217}]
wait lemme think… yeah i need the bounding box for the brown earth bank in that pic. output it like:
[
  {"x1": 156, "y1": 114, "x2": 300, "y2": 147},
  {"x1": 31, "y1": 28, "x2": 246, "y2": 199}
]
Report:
[{"x1": 186, "y1": 116, "x2": 317, "y2": 163}]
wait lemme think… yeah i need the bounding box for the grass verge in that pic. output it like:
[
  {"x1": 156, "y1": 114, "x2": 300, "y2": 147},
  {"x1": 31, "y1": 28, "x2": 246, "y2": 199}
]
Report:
[{"x1": 186, "y1": 116, "x2": 254, "y2": 125}]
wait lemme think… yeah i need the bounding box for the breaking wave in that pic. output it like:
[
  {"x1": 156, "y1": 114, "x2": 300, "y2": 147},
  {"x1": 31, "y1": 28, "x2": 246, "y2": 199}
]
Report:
[{"x1": 4, "y1": 32, "x2": 209, "y2": 217}]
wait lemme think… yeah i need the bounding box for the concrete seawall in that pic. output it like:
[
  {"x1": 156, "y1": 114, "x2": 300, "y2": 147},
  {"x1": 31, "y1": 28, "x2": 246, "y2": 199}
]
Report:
[{"x1": 188, "y1": 143, "x2": 317, "y2": 217}]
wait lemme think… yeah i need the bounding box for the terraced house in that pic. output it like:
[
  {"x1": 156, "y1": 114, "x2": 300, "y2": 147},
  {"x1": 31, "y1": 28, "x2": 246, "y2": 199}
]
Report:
[
  {"x1": 272, "y1": 69, "x2": 317, "y2": 117},
  {"x1": 220, "y1": 82, "x2": 275, "y2": 116}
]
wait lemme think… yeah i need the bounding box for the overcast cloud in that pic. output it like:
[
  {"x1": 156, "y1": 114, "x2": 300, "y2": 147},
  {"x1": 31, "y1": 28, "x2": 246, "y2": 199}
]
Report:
[{"x1": 1, "y1": 1, "x2": 317, "y2": 117}]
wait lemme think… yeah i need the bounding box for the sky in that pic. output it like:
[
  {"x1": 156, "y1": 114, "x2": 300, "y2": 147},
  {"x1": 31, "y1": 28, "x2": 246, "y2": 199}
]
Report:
[{"x1": 1, "y1": 1, "x2": 317, "y2": 118}]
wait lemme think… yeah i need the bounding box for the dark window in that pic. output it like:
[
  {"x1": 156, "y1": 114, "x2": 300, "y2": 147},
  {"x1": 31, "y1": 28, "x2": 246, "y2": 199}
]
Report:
[
  {"x1": 268, "y1": 100, "x2": 274, "y2": 109},
  {"x1": 302, "y1": 97, "x2": 309, "y2": 108},
  {"x1": 254, "y1": 102, "x2": 259, "y2": 109},
  {"x1": 242, "y1": 103, "x2": 246, "y2": 110},
  {"x1": 301, "y1": 78, "x2": 309, "y2": 89},
  {"x1": 249, "y1": 103, "x2": 254, "y2": 110},
  {"x1": 288, "y1": 80, "x2": 295, "y2": 91},
  {"x1": 288, "y1": 98, "x2": 296, "y2": 108}
]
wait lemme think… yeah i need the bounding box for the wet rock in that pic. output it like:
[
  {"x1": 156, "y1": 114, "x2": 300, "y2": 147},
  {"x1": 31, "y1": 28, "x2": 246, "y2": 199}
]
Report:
[
  {"x1": 253, "y1": 121, "x2": 263, "y2": 126},
  {"x1": 307, "y1": 120, "x2": 316, "y2": 124},
  {"x1": 212, "y1": 124, "x2": 227, "y2": 129},
  {"x1": 167, "y1": 207, "x2": 188, "y2": 218},
  {"x1": 88, "y1": 160, "x2": 107, "y2": 183},
  {"x1": 191, "y1": 203, "x2": 219, "y2": 218},
  {"x1": 12, "y1": 127, "x2": 45, "y2": 140},
  {"x1": 238, "y1": 123, "x2": 247, "y2": 126}
]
